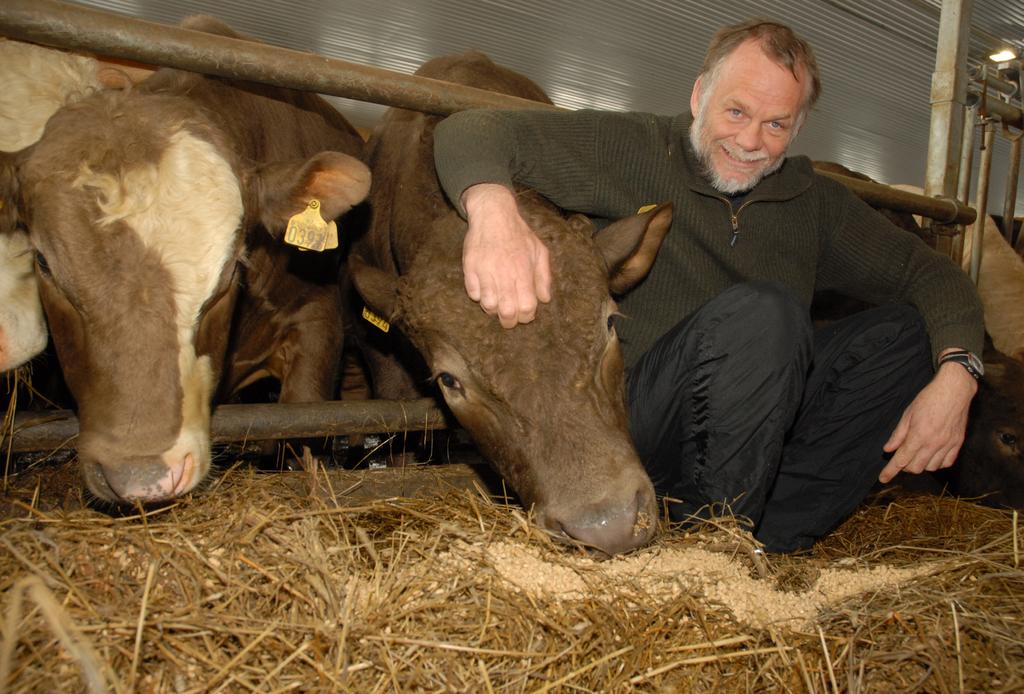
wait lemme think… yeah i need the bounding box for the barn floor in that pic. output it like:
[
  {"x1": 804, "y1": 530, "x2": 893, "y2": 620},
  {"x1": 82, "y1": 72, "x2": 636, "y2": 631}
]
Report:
[{"x1": 1, "y1": 446, "x2": 1023, "y2": 693}]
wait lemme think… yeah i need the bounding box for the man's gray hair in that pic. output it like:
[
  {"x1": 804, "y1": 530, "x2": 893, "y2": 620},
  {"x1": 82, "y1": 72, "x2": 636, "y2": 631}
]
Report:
[{"x1": 699, "y1": 19, "x2": 822, "y2": 126}]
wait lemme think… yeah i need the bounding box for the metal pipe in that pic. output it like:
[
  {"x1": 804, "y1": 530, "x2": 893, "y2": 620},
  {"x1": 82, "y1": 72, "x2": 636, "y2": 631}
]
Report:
[
  {"x1": 924, "y1": 0, "x2": 972, "y2": 202},
  {"x1": 951, "y1": 104, "x2": 979, "y2": 265},
  {"x1": 2, "y1": 399, "x2": 448, "y2": 454},
  {"x1": 967, "y1": 87, "x2": 1024, "y2": 129},
  {"x1": 1001, "y1": 135, "x2": 1022, "y2": 241},
  {"x1": 957, "y1": 105, "x2": 977, "y2": 204},
  {"x1": 969, "y1": 123, "x2": 996, "y2": 283},
  {"x1": 813, "y1": 168, "x2": 976, "y2": 225},
  {"x1": 0, "y1": 0, "x2": 560, "y2": 117},
  {"x1": 969, "y1": 65, "x2": 1019, "y2": 97}
]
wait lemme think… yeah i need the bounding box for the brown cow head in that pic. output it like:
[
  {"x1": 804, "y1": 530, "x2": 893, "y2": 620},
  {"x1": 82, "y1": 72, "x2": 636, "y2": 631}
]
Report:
[
  {"x1": 352, "y1": 198, "x2": 672, "y2": 554},
  {"x1": 0, "y1": 91, "x2": 369, "y2": 504}
]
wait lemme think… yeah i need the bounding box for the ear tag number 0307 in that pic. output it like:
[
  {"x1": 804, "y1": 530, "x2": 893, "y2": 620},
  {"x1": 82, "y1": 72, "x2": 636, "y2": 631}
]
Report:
[{"x1": 284, "y1": 199, "x2": 338, "y2": 252}]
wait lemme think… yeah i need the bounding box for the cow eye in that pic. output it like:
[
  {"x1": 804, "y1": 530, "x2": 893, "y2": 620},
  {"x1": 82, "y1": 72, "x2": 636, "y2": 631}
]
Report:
[
  {"x1": 999, "y1": 432, "x2": 1018, "y2": 448},
  {"x1": 35, "y1": 251, "x2": 51, "y2": 277},
  {"x1": 437, "y1": 372, "x2": 461, "y2": 391}
]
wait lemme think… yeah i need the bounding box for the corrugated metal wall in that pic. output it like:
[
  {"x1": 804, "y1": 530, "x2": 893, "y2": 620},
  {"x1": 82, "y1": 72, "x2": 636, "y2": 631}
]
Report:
[{"x1": 70, "y1": 0, "x2": 1024, "y2": 213}]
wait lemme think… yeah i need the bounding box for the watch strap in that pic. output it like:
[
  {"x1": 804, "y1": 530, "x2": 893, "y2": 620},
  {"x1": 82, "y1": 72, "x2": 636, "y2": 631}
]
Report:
[{"x1": 937, "y1": 350, "x2": 984, "y2": 380}]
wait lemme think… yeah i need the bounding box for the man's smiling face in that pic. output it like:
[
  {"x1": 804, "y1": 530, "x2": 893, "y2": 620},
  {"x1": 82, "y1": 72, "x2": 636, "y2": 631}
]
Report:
[{"x1": 689, "y1": 38, "x2": 807, "y2": 194}]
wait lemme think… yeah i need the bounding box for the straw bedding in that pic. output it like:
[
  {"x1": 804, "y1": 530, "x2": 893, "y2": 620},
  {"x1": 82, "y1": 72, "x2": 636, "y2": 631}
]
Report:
[{"x1": 1, "y1": 438, "x2": 1022, "y2": 693}]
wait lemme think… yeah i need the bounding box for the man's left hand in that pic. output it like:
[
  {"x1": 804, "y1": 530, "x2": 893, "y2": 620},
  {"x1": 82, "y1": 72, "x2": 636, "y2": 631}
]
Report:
[{"x1": 878, "y1": 356, "x2": 978, "y2": 483}]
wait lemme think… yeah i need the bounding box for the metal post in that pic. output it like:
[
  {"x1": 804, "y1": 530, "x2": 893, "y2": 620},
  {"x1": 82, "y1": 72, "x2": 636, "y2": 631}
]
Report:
[
  {"x1": 957, "y1": 105, "x2": 977, "y2": 204},
  {"x1": 1001, "y1": 134, "x2": 1021, "y2": 241},
  {"x1": 969, "y1": 122, "x2": 995, "y2": 283},
  {"x1": 952, "y1": 104, "x2": 978, "y2": 264},
  {"x1": 924, "y1": 0, "x2": 972, "y2": 205}
]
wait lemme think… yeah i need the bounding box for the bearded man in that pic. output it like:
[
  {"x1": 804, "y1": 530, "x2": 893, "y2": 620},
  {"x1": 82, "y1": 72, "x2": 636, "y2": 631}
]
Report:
[{"x1": 432, "y1": 19, "x2": 984, "y2": 551}]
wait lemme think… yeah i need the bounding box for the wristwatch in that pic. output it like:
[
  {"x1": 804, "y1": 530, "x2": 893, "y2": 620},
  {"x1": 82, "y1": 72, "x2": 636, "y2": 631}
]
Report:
[{"x1": 937, "y1": 350, "x2": 984, "y2": 380}]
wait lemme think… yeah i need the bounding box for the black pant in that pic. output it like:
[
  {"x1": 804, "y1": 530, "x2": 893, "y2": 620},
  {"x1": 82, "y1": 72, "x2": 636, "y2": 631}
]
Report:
[{"x1": 626, "y1": 281, "x2": 933, "y2": 552}]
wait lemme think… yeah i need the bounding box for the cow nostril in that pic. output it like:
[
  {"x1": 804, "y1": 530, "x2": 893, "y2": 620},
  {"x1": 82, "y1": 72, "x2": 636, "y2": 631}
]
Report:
[
  {"x1": 171, "y1": 453, "x2": 196, "y2": 494},
  {"x1": 81, "y1": 459, "x2": 125, "y2": 503},
  {"x1": 632, "y1": 490, "x2": 655, "y2": 539}
]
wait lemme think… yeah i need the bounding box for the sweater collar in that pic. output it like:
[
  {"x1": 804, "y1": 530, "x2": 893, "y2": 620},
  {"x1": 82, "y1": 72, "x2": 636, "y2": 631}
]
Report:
[{"x1": 670, "y1": 113, "x2": 814, "y2": 202}]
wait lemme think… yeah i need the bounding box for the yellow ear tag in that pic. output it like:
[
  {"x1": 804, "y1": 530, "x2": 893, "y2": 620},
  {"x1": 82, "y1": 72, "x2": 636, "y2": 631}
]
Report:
[
  {"x1": 362, "y1": 306, "x2": 390, "y2": 333},
  {"x1": 284, "y1": 199, "x2": 339, "y2": 252},
  {"x1": 636, "y1": 204, "x2": 658, "y2": 214}
]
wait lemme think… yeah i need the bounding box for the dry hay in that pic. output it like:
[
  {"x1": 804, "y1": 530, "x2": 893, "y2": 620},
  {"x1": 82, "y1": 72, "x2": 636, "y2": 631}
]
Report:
[{"x1": 1, "y1": 458, "x2": 1022, "y2": 693}]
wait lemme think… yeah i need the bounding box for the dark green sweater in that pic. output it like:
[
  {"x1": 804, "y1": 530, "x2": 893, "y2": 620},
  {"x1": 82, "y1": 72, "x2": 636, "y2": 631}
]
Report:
[{"x1": 433, "y1": 109, "x2": 984, "y2": 369}]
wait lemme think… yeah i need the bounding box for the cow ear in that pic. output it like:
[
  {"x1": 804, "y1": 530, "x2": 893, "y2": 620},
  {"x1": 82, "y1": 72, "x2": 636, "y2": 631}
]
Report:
[
  {"x1": 594, "y1": 203, "x2": 673, "y2": 294},
  {"x1": 254, "y1": 151, "x2": 371, "y2": 235},
  {"x1": 349, "y1": 253, "x2": 401, "y2": 322}
]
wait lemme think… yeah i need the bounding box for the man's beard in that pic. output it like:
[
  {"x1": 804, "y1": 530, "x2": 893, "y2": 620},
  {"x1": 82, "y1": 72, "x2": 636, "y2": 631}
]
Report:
[{"x1": 689, "y1": 105, "x2": 787, "y2": 195}]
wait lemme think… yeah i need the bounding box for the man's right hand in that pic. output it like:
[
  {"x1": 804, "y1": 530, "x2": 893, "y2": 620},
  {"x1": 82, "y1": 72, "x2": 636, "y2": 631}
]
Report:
[{"x1": 461, "y1": 183, "x2": 552, "y2": 328}]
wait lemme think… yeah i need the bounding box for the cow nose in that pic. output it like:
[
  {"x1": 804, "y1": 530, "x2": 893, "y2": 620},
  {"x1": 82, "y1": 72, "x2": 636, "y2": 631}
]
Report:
[
  {"x1": 83, "y1": 450, "x2": 201, "y2": 503},
  {"x1": 552, "y1": 485, "x2": 658, "y2": 555}
]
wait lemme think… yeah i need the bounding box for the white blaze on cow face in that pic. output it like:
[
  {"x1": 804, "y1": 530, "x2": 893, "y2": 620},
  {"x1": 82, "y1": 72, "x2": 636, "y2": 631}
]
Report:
[
  {"x1": 0, "y1": 230, "x2": 47, "y2": 371},
  {"x1": 74, "y1": 128, "x2": 243, "y2": 497}
]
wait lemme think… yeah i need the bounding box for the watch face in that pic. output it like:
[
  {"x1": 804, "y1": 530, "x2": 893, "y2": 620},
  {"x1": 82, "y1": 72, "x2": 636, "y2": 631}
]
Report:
[{"x1": 966, "y1": 352, "x2": 985, "y2": 378}]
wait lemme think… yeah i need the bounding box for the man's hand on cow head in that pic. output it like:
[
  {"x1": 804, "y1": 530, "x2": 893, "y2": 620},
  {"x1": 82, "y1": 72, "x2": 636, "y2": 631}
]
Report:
[{"x1": 461, "y1": 183, "x2": 551, "y2": 329}]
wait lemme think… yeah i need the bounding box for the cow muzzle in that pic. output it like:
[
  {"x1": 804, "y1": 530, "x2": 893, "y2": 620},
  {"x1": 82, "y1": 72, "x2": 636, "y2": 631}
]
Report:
[
  {"x1": 79, "y1": 437, "x2": 208, "y2": 504},
  {"x1": 540, "y1": 475, "x2": 658, "y2": 555}
]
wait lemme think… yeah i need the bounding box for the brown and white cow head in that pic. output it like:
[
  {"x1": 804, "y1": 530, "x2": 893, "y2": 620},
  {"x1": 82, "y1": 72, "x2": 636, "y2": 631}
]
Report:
[
  {"x1": 352, "y1": 197, "x2": 671, "y2": 554},
  {"x1": 1, "y1": 86, "x2": 369, "y2": 504}
]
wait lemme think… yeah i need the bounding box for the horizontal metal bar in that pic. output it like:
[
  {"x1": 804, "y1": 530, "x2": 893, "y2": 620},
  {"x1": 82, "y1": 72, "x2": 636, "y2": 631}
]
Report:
[
  {"x1": 3, "y1": 399, "x2": 448, "y2": 453},
  {"x1": 0, "y1": 0, "x2": 560, "y2": 117},
  {"x1": 969, "y1": 66, "x2": 1019, "y2": 97},
  {"x1": 813, "y1": 168, "x2": 977, "y2": 225},
  {"x1": 966, "y1": 87, "x2": 1024, "y2": 129}
]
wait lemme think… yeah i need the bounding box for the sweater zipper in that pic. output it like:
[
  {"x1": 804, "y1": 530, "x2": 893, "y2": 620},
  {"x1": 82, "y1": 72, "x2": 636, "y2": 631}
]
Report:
[{"x1": 717, "y1": 197, "x2": 754, "y2": 246}]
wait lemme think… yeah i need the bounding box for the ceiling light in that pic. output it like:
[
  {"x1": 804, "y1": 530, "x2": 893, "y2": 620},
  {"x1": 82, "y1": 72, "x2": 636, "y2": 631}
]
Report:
[{"x1": 989, "y1": 50, "x2": 1017, "y2": 62}]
